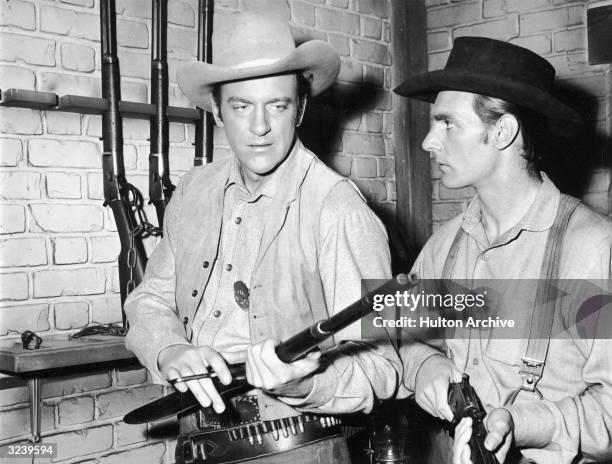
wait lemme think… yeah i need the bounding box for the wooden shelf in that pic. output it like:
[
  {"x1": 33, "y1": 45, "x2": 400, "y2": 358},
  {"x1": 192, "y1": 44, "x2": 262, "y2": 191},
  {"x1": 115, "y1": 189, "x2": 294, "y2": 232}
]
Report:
[{"x1": 1, "y1": 88, "x2": 202, "y2": 123}]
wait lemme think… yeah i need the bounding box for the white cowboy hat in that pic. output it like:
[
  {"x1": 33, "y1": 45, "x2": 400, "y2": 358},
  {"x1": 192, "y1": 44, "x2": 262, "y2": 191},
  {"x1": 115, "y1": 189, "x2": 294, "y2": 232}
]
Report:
[{"x1": 177, "y1": 11, "x2": 341, "y2": 112}]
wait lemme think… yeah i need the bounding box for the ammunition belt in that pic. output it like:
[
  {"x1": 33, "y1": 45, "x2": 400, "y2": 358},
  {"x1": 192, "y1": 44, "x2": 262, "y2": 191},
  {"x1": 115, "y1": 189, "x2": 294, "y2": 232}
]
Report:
[{"x1": 176, "y1": 415, "x2": 342, "y2": 464}]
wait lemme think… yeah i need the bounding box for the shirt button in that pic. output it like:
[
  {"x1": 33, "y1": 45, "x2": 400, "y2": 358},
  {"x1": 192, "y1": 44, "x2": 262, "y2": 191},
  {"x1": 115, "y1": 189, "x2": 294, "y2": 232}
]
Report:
[
  {"x1": 226, "y1": 264, "x2": 233, "y2": 271},
  {"x1": 213, "y1": 310, "x2": 221, "y2": 318},
  {"x1": 192, "y1": 290, "x2": 198, "y2": 297},
  {"x1": 183, "y1": 316, "x2": 189, "y2": 324},
  {"x1": 202, "y1": 261, "x2": 210, "y2": 269},
  {"x1": 235, "y1": 217, "x2": 242, "y2": 224},
  {"x1": 481, "y1": 254, "x2": 489, "y2": 262},
  {"x1": 472, "y1": 358, "x2": 479, "y2": 366}
]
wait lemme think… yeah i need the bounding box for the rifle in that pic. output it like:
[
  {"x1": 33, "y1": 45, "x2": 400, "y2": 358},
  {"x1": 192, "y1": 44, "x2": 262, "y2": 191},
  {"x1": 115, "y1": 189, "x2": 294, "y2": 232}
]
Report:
[
  {"x1": 100, "y1": 0, "x2": 147, "y2": 327},
  {"x1": 149, "y1": 0, "x2": 174, "y2": 227},
  {"x1": 194, "y1": 0, "x2": 214, "y2": 166},
  {"x1": 448, "y1": 374, "x2": 499, "y2": 464},
  {"x1": 124, "y1": 273, "x2": 419, "y2": 424}
]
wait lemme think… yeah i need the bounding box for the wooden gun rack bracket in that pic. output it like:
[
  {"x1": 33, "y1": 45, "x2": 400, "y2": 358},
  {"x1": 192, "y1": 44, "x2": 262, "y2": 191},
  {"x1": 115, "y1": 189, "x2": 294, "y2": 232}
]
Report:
[
  {"x1": 0, "y1": 335, "x2": 137, "y2": 443},
  {"x1": 0, "y1": 88, "x2": 201, "y2": 123}
]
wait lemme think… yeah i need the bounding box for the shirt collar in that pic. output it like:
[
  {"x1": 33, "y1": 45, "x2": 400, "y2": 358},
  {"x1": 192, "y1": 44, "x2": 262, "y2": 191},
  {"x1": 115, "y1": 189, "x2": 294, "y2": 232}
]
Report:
[{"x1": 461, "y1": 172, "x2": 560, "y2": 242}]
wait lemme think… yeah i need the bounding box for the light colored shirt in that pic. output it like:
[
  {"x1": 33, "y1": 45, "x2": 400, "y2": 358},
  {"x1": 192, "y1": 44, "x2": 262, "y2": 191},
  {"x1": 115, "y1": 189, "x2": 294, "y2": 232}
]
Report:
[{"x1": 402, "y1": 174, "x2": 612, "y2": 463}]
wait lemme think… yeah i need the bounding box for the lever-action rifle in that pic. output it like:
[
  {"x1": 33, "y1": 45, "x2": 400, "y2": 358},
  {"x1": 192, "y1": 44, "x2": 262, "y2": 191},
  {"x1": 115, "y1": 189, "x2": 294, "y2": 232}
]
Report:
[
  {"x1": 149, "y1": 0, "x2": 174, "y2": 227},
  {"x1": 194, "y1": 0, "x2": 214, "y2": 166},
  {"x1": 124, "y1": 273, "x2": 419, "y2": 424},
  {"x1": 100, "y1": 0, "x2": 147, "y2": 327}
]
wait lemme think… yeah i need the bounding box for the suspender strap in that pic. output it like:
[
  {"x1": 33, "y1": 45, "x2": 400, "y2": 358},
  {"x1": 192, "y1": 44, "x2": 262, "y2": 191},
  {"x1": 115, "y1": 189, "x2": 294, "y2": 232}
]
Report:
[
  {"x1": 442, "y1": 226, "x2": 465, "y2": 281},
  {"x1": 512, "y1": 194, "x2": 580, "y2": 401}
]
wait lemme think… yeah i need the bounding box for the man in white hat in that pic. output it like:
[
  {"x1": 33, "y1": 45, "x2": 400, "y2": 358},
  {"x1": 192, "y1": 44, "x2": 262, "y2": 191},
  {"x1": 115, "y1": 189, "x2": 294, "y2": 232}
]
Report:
[{"x1": 124, "y1": 10, "x2": 399, "y2": 464}]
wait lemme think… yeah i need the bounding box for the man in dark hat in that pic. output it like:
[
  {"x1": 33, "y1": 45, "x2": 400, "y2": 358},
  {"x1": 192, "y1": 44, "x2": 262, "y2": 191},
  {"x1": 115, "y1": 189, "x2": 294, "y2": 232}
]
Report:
[
  {"x1": 393, "y1": 37, "x2": 612, "y2": 463},
  {"x1": 124, "y1": 9, "x2": 399, "y2": 464}
]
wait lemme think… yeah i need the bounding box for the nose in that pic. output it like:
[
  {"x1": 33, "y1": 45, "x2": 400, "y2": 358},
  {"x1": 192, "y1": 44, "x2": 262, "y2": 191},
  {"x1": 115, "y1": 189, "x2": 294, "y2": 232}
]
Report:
[
  {"x1": 421, "y1": 128, "x2": 441, "y2": 155},
  {"x1": 250, "y1": 106, "x2": 271, "y2": 137}
]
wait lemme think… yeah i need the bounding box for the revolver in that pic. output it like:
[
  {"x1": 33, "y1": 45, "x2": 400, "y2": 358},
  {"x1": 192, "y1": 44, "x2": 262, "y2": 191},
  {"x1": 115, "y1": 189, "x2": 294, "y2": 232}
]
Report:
[{"x1": 448, "y1": 374, "x2": 499, "y2": 464}]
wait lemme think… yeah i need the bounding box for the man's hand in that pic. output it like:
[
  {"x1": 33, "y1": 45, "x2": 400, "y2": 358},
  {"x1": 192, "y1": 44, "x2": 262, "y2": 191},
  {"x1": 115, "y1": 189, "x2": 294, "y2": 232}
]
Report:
[
  {"x1": 157, "y1": 345, "x2": 233, "y2": 413},
  {"x1": 414, "y1": 355, "x2": 463, "y2": 421},
  {"x1": 246, "y1": 339, "x2": 321, "y2": 397},
  {"x1": 452, "y1": 409, "x2": 514, "y2": 464}
]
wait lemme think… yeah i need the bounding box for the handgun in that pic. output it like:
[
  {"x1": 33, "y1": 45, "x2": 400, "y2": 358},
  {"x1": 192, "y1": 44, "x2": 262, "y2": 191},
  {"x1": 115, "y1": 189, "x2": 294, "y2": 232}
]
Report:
[{"x1": 448, "y1": 374, "x2": 499, "y2": 464}]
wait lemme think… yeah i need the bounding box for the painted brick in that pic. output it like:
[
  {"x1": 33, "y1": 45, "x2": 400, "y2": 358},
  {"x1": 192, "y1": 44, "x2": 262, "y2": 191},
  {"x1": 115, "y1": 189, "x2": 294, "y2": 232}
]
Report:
[
  {"x1": 2, "y1": 192, "x2": 27, "y2": 224},
  {"x1": 99, "y1": 443, "x2": 166, "y2": 464},
  {"x1": 433, "y1": 201, "x2": 466, "y2": 221},
  {"x1": 427, "y1": 3, "x2": 481, "y2": 29},
  {"x1": 377, "y1": 158, "x2": 395, "y2": 178},
  {"x1": 34, "y1": 268, "x2": 106, "y2": 297},
  {"x1": 428, "y1": 31, "x2": 452, "y2": 52},
  {"x1": 61, "y1": 0, "x2": 95, "y2": 6},
  {"x1": 509, "y1": 34, "x2": 551, "y2": 55},
  {"x1": 328, "y1": 155, "x2": 352, "y2": 177},
  {"x1": 40, "y1": 72, "x2": 101, "y2": 98},
  {"x1": 355, "y1": 0, "x2": 390, "y2": 18},
  {"x1": 46, "y1": 172, "x2": 82, "y2": 199},
  {"x1": 383, "y1": 112, "x2": 393, "y2": 134},
  {"x1": 484, "y1": 0, "x2": 550, "y2": 18},
  {"x1": 168, "y1": 0, "x2": 195, "y2": 27},
  {"x1": 439, "y1": 184, "x2": 476, "y2": 200},
  {"x1": 42, "y1": 371, "x2": 112, "y2": 398},
  {"x1": 168, "y1": 26, "x2": 197, "y2": 57},
  {"x1": 0, "y1": 65, "x2": 35, "y2": 90},
  {"x1": 343, "y1": 133, "x2": 385, "y2": 155},
  {"x1": 352, "y1": 157, "x2": 378, "y2": 178},
  {"x1": 54, "y1": 301, "x2": 90, "y2": 330},
  {"x1": 29, "y1": 139, "x2": 100, "y2": 168},
  {"x1": 115, "y1": 421, "x2": 148, "y2": 447},
  {"x1": 564, "y1": 74, "x2": 608, "y2": 98},
  {"x1": 58, "y1": 396, "x2": 95, "y2": 425},
  {"x1": 0, "y1": 273, "x2": 28, "y2": 301},
  {"x1": 116, "y1": 0, "x2": 150, "y2": 18},
  {"x1": 293, "y1": 2, "x2": 315, "y2": 26},
  {"x1": 351, "y1": 38, "x2": 391, "y2": 65},
  {"x1": 546, "y1": 52, "x2": 592, "y2": 78},
  {"x1": 96, "y1": 385, "x2": 164, "y2": 419},
  {"x1": 361, "y1": 112, "x2": 383, "y2": 133},
  {"x1": 0, "y1": 386, "x2": 28, "y2": 407},
  {"x1": 329, "y1": 0, "x2": 349, "y2": 7},
  {"x1": 0, "y1": 33, "x2": 55, "y2": 66},
  {"x1": 0, "y1": 303, "x2": 49, "y2": 335},
  {"x1": 40, "y1": 6, "x2": 99, "y2": 41},
  {"x1": 117, "y1": 49, "x2": 150, "y2": 79},
  {"x1": 0, "y1": 107, "x2": 43, "y2": 134},
  {"x1": 30, "y1": 204, "x2": 104, "y2": 233},
  {"x1": 454, "y1": 16, "x2": 519, "y2": 40},
  {"x1": 122, "y1": 81, "x2": 149, "y2": 103},
  {"x1": 52, "y1": 236, "x2": 88, "y2": 264},
  {"x1": 91, "y1": 297, "x2": 122, "y2": 324},
  {"x1": 0, "y1": 0, "x2": 35, "y2": 30},
  {"x1": 328, "y1": 34, "x2": 350, "y2": 56},
  {"x1": 0, "y1": 237, "x2": 47, "y2": 267},
  {"x1": 387, "y1": 181, "x2": 396, "y2": 201},
  {"x1": 338, "y1": 60, "x2": 363, "y2": 83},
  {"x1": 0, "y1": 138, "x2": 22, "y2": 166},
  {"x1": 427, "y1": 0, "x2": 451, "y2": 5},
  {"x1": 520, "y1": 6, "x2": 584, "y2": 34},
  {"x1": 554, "y1": 27, "x2": 586, "y2": 52},
  {"x1": 53, "y1": 425, "x2": 113, "y2": 461},
  {"x1": 45, "y1": 112, "x2": 82, "y2": 135},
  {"x1": 316, "y1": 8, "x2": 359, "y2": 34},
  {"x1": 428, "y1": 50, "x2": 451, "y2": 71},
  {"x1": 354, "y1": 179, "x2": 387, "y2": 201},
  {"x1": 61, "y1": 43, "x2": 96, "y2": 72},
  {"x1": 0, "y1": 171, "x2": 41, "y2": 200},
  {"x1": 362, "y1": 17, "x2": 382, "y2": 39},
  {"x1": 86, "y1": 172, "x2": 104, "y2": 200},
  {"x1": 116, "y1": 366, "x2": 148, "y2": 386},
  {"x1": 0, "y1": 408, "x2": 30, "y2": 440},
  {"x1": 166, "y1": 146, "x2": 194, "y2": 172},
  {"x1": 117, "y1": 18, "x2": 149, "y2": 49},
  {"x1": 90, "y1": 236, "x2": 120, "y2": 263}
]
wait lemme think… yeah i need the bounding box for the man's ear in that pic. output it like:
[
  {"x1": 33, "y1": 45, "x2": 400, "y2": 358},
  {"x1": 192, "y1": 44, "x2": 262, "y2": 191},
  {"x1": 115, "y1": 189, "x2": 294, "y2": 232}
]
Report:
[
  {"x1": 210, "y1": 95, "x2": 224, "y2": 127},
  {"x1": 494, "y1": 114, "x2": 520, "y2": 151},
  {"x1": 296, "y1": 94, "x2": 307, "y2": 127}
]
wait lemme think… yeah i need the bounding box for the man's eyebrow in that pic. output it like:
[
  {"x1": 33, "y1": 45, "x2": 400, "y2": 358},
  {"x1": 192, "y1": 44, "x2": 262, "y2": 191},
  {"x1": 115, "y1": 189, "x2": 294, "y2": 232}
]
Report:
[
  {"x1": 227, "y1": 96, "x2": 251, "y2": 104},
  {"x1": 431, "y1": 112, "x2": 453, "y2": 121}
]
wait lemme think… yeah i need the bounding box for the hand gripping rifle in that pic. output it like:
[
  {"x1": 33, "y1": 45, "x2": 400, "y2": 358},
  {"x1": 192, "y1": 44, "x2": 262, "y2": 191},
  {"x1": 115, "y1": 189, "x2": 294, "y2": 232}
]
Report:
[
  {"x1": 100, "y1": 0, "x2": 147, "y2": 327},
  {"x1": 149, "y1": 0, "x2": 174, "y2": 227},
  {"x1": 124, "y1": 273, "x2": 419, "y2": 424},
  {"x1": 448, "y1": 374, "x2": 499, "y2": 464}
]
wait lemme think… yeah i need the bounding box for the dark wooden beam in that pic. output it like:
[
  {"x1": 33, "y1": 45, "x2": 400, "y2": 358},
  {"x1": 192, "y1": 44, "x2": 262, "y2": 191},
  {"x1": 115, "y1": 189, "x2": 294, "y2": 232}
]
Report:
[{"x1": 391, "y1": 0, "x2": 431, "y2": 266}]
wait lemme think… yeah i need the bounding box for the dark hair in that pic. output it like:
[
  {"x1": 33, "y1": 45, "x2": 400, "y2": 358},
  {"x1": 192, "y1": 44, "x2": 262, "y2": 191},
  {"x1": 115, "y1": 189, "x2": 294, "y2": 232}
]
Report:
[
  {"x1": 472, "y1": 94, "x2": 547, "y2": 179},
  {"x1": 211, "y1": 72, "x2": 311, "y2": 121}
]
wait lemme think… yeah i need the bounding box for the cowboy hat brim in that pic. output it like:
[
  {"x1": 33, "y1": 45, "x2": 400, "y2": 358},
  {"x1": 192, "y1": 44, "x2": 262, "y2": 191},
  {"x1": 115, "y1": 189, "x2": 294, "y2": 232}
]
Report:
[
  {"x1": 394, "y1": 69, "x2": 583, "y2": 136},
  {"x1": 177, "y1": 40, "x2": 340, "y2": 112}
]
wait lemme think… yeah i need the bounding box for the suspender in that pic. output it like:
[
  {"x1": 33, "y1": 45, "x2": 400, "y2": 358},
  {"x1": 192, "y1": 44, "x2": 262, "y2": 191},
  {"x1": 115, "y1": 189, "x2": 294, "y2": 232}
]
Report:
[{"x1": 441, "y1": 194, "x2": 581, "y2": 403}]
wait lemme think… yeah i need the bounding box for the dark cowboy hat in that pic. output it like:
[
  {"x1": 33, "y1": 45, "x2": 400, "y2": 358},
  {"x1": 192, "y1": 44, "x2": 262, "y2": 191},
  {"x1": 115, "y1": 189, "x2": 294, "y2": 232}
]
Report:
[
  {"x1": 177, "y1": 11, "x2": 340, "y2": 113},
  {"x1": 394, "y1": 37, "x2": 583, "y2": 135}
]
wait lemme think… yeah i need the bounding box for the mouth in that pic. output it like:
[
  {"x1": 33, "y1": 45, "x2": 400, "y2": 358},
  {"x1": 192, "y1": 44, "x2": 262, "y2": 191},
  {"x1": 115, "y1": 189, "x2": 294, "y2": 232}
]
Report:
[{"x1": 248, "y1": 143, "x2": 272, "y2": 151}]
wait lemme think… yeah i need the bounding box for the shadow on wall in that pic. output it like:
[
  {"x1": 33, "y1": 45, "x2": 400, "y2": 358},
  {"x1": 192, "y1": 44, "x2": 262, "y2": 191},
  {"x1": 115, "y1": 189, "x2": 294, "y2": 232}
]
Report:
[{"x1": 543, "y1": 80, "x2": 611, "y2": 201}]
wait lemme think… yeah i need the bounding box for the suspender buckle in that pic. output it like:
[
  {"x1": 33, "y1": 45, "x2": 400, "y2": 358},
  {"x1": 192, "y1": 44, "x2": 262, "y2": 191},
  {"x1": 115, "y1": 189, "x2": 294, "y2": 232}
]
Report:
[{"x1": 518, "y1": 357, "x2": 544, "y2": 398}]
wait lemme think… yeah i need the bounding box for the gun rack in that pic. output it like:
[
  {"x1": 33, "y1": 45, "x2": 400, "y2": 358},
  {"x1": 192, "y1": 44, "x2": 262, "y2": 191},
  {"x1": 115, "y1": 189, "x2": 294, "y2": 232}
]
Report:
[{"x1": 0, "y1": 88, "x2": 201, "y2": 123}]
